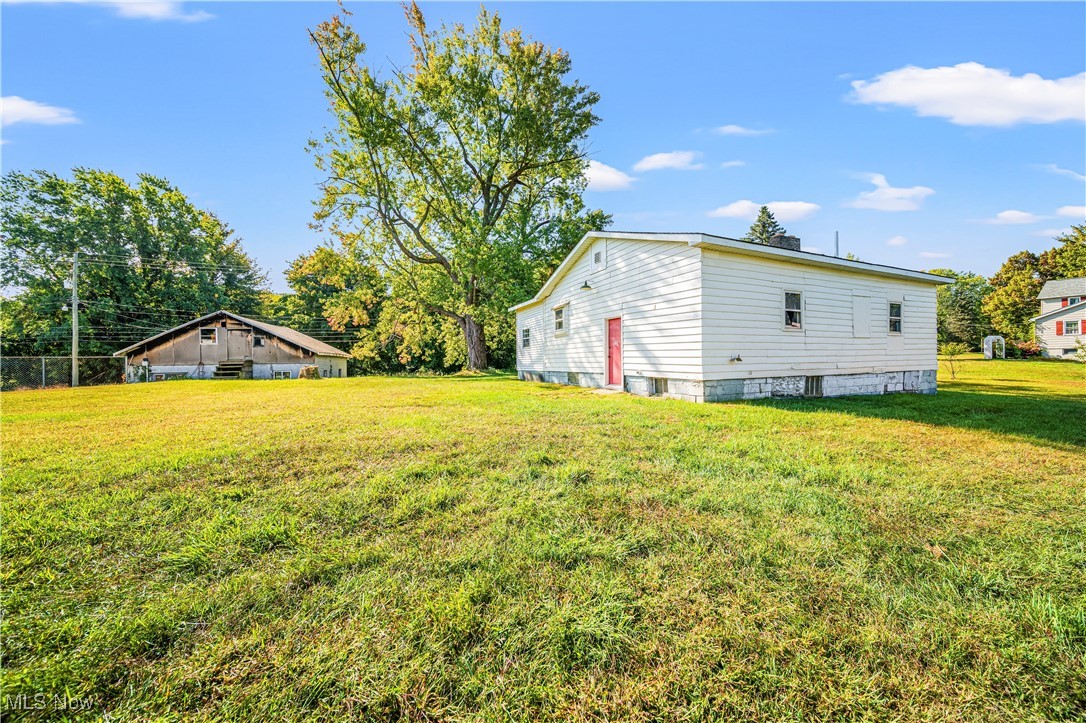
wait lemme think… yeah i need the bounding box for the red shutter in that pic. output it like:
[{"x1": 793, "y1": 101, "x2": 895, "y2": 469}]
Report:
[
  {"x1": 1062, "y1": 298, "x2": 1069, "y2": 307},
  {"x1": 1055, "y1": 321, "x2": 1064, "y2": 335}
]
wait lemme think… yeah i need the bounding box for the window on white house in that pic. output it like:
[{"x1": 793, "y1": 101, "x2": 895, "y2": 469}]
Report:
[
  {"x1": 889, "y1": 302, "x2": 903, "y2": 334},
  {"x1": 1066, "y1": 320, "x2": 1080, "y2": 335},
  {"x1": 554, "y1": 306, "x2": 566, "y2": 334},
  {"x1": 784, "y1": 292, "x2": 802, "y2": 329},
  {"x1": 1069, "y1": 297, "x2": 1082, "y2": 305},
  {"x1": 200, "y1": 328, "x2": 217, "y2": 344},
  {"x1": 521, "y1": 328, "x2": 530, "y2": 348}
]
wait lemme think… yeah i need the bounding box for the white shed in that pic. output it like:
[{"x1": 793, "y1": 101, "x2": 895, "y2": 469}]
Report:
[
  {"x1": 1031, "y1": 277, "x2": 1085, "y2": 359},
  {"x1": 511, "y1": 231, "x2": 952, "y2": 402}
]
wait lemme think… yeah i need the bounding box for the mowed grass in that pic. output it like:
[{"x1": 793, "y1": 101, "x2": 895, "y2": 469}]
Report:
[{"x1": 2, "y1": 359, "x2": 1084, "y2": 721}]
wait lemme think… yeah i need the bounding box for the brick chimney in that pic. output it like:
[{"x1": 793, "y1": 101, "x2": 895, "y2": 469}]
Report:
[{"x1": 767, "y1": 234, "x2": 801, "y2": 251}]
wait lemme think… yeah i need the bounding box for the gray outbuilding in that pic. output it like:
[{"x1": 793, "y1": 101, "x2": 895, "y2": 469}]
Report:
[{"x1": 113, "y1": 310, "x2": 350, "y2": 381}]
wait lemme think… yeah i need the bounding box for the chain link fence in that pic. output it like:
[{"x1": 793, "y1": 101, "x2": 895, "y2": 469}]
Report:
[{"x1": 0, "y1": 356, "x2": 126, "y2": 391}]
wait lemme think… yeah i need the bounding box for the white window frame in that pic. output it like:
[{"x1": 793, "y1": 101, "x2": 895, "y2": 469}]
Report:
[
  {"x1": 273, "y1": 370, "x2": 291, "y2": 380},
  {"x1": 783, "y1": 290, "x2": 803, "y2": 331},
  {"x1": 1065, "y1": 320, "x2": 1080, "y2": 335},
  {"x1": 553, "y1": 304, "x2": 568, "y2": 335},
  {"x1": 200, "y1": 327, "x2": 218, "y2": 345},
  {"x1": 521, "y1": 327, "x2": 530, "y2": 348},
  {"x1": 1068, "y1": 297, "x2": 1082, "y2": 306},
  {"x1": 888, "y1": 301, "x2": 903, "y2": 334}
]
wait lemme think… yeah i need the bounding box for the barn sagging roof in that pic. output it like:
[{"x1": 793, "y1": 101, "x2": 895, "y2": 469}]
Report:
[
  {"x1": 1038, "y1": 277, "x2": 1086, "y2": 300},
  {"x1": 112, "y1": 310, "x2": 351, "y2": 358}
]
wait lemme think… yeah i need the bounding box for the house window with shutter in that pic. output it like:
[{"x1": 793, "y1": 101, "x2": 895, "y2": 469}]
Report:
[
  {"x1": 784, "y1": 291, "x2": 802, "y2": 330},
  {"x1": 889, "y1": 302, "x2": 903, "y2": 334},
  {"x1": 1066, "y1": 320, "x2": 1080, "y2": 335}
]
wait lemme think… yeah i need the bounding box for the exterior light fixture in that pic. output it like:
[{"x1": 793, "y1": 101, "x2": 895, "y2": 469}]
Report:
[{"x1": 580, "y1": 280, "x2": 592, "y2": 291}]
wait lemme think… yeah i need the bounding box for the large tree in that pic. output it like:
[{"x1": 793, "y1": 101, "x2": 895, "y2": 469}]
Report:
[
  {"x1": 1, "y1": 169, "x2": 265, "y2": 356},
  {"x1": 929, "y1": 268, "x2": 993, "y2": 348},
  {"x1": 309, "y1": 4, "x2": 605, "y2": 370},
  {"x1": 743, "y1": 206, "x2": 786, "y2": 244}
]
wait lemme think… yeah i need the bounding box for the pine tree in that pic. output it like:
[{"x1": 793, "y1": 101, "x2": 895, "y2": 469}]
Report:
[{"x1": 743, "y1": 206, "x2": 786, "y2": 244}]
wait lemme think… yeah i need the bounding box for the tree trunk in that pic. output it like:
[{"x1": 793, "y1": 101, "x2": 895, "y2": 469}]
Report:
[{"x1": 460, "y1": 315, "x2": 488, "y2": 371}]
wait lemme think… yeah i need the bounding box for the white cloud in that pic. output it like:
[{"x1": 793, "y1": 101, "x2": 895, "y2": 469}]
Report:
[
  {"x1": 720, "y1": 160, "x2": 746, "y2": 168},
  {"x1": 632, "y1": 151, "x2": 704, "y2": 172},
  {"x1": 707, "y1": 199, "x2": 821, "y2": 222},
  {"x1": 886, "y1": 235, "x2": 908, "y2": 247},
  {"x1": 1, "y1": 96, "x2": 79, "y2": 127},
  {"x1": 715, "y1": 124, "x2": 773, "y2": 136},
  {"x1": 849, "y1": 62, "x2": 1086, "y2": 126},
  {"x1": 7, "y1": 1, "x2": 213, "y2": 22},
  {"x1": 585, "y1": 160, "x2": 635, "y2": 191},
  {"x1": 1032, "y1": 228, "x2": 1070, "y2": 238},
  {"x1": 845, "y1": 173, "x2": 934, "y2": 211},
  {"x1": 984, "y1": 210, "x2": 1041, "y2": 225},
  {"x1": 919, "y1": 251, "x2": 951, "y2": 259},
  {"x1": 1037, "y1": 164, "x2": 1086, "y2": 182},
  {"x1": 1057, "y1": 205, "x2": 1086, "y2": 218}
]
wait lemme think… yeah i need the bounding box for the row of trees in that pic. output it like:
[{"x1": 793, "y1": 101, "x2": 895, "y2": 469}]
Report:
[
  {"x1": 932, "y1": 225, "x2": 1085, "y2": 348},
  {"x1": 3, "y1": 6, "x2": 1081, "y2": 369}
]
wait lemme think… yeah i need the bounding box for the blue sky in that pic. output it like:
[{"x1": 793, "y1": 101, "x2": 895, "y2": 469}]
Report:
[{"x1": 3, "y1": 1, "x2": 1084, "y2": 292}]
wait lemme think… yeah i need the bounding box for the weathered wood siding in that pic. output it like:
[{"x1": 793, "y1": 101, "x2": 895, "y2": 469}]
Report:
[
  {"x1": 138, "y1": 318, "x2": 310, "y2": 366},
  {"x1": 700, "y1": 249, "x2": 938, "y2": 378},
  {"x1": 516, "y1": 239, "x2": 704, "y2": 379}
]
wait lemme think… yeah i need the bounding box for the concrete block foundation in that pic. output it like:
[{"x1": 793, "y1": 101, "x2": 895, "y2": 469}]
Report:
[{"x1": 519, "y1": 369, "x2": 938, "y2": 402}]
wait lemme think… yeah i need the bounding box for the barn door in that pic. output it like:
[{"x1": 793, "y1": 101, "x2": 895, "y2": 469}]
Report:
[
  {"x1": 226, "y1": 329, "x2": 249, "y2": 359},
  {"x1": 607, "y1": 318, "x2": 622, "y2": 386}
]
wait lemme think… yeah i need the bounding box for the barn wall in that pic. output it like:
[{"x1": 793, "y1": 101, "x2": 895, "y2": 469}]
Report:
[
  {"x1": 134, "y1": 316, "x2": 312, "y2": 367},
  {"x1": 515, "y1": 238, "x2": 704, "y2": 380},
  {"x1": 699, "y1": 249, "x2": 939, "y2": 379}
]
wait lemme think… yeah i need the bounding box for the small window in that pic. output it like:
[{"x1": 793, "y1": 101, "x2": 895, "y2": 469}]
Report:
[
  {"x1": 554, "y1": 306, "x2": 566, "y2": 334},
  {"x1": 273, "y1": 370, "x2": 291, "y2": 380},
  {"x1": 152, "y1": 373, "x2": 166, "y2": 382},
  {"x1": 651, "y1": 378, "x2": 668, "y2": 396},
  {"x1": 253, "y1": 334, "x2": 266, "y2": 347},
  {"x1": 804, "y1": 376, "x2": 823, "y2": 398},
  {"x1": 1066, "y1": 320, "x2": 1080, "y2": 335},
  {"x1": 200, "y1": 328, "x2": 217, "y2": 344},
  {"x1": 889, "y1": 302, "x2": 903, "y2": 334},
  {"x1": 784, "y1": 292, "x2": 802, "y2": 330},
  {"x1": 521, "y1": 328, "x2": 530, "y2": 348}
]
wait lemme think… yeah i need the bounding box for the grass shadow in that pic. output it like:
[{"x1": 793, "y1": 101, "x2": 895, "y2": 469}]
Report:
[{"x1": 750, "y1": 388, "x2": 1085, "y2": 450}]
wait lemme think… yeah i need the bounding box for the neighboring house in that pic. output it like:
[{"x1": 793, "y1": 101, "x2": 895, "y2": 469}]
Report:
[
  {"x1": 113, "y1": 310, "x2": 349, "y2": 381},
  {"x1": 511, "y1": 231, "x2": 953, "y2": 402},
  {"x1": 1031, "y1": 277, "x2": 1086, "y2": 359}
]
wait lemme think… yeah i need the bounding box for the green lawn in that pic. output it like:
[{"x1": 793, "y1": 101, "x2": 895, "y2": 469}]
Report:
[{"x1": 2, "y1": 359, "x2": 1084, "y2": 721}]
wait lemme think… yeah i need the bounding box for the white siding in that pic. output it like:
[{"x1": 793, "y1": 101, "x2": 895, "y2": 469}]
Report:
[
  {"x1": 700, "y1": 249, "x2": 937, "y2": 378},
  {"x1": 1035, "y1": 308, "x2": 1086, "y2": 358},
  {"x1": 515, "y1": 239, "x2": 703, "y2": 379}
]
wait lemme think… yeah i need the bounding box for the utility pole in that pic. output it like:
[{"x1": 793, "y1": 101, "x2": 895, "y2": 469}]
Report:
[{"x1": 71, "y1": 252, "x2": 79, "y2": 387}]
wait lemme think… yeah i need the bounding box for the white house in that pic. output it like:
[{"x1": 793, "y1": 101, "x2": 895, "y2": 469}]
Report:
[
  {"x1": 1031, "y1": 277, "x2": 1085, "y2": 359},
  {"x1": 511, "y1": 231, "x2": 953, "y2": 402}
]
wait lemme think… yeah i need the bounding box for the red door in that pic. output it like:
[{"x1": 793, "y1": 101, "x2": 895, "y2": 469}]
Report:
[{"x1": 607, "y1": 318, "x2": 622, "y2": 386}]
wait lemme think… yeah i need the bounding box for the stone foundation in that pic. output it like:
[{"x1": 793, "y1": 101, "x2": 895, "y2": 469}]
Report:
[{"x1": 519, "y1": 369, "x2": 937, "y2": 402}]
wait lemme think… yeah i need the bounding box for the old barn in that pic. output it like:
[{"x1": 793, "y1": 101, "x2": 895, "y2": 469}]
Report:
[{"x1": 113, "y1": 310, "x2": 349, "y2": 381}]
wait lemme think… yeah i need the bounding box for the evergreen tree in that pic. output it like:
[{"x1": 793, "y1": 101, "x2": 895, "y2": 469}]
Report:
[{"x1": 743, "y1": 206, "x2": 786, "y2": 244}]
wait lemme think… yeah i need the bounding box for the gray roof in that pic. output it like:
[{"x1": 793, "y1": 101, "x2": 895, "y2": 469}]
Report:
[
  {"x1": 112, "y1": 310, "x2": 351, "y2": 358},
  {"x1": 1038, "y1": 277, "x2": 1086, "y2": 299}
]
